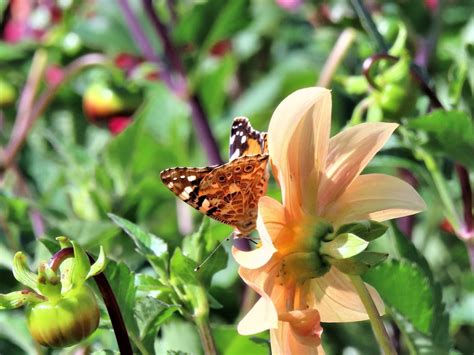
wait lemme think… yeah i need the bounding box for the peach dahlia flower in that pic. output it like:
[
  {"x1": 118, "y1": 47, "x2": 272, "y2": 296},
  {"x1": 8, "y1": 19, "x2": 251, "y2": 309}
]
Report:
[{"x1": 232, "y1": 88, "x2": 426, "y2": 354}]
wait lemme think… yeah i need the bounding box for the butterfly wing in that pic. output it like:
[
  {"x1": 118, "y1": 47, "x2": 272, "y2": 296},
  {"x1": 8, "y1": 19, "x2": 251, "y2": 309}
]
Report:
[
  {"x1": 160, "y1": 166, "x2": 218, "y2": 215},
  {"x1": 229, "y1": 117, "x2": 268, "y2": 161},
  {"x1": 199, "y1": 155, "x2": 269, "y2": 236}
]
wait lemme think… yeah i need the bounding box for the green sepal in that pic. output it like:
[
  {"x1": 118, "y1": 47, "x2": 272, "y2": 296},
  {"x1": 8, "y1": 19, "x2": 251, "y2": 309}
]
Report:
[
  {"x1": 37, "y1": 262, "x2": 61, "y2": 300},
  {"x1": 56, "y1": 236, "x2": 73, "y2": 249},
  {"x1": 12, "y1": 252, "x2": 39, "y2": 293},
  {"x1": 320, "y1": 233, "x2": 369, "y2": 259},
  {"x1": 333, "y1": 220, "x2": 388, "y2": 242},
  {"x1": 326, "y1": 251, "x2": 389, "y2": 275},
  {"x1": 86, "y1": 246, "x2": 107, "y2": 279},
  {"x1": 68, "y1": 241, "x2": 90, "y2": 291},
  {"x1": 0, "y1": 290, "x2": 44, "y2": 309}
]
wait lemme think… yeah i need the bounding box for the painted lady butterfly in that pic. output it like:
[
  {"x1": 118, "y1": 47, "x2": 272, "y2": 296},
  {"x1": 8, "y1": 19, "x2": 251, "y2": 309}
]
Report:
[{"x1": 160, "y1": 117, "x2": 269, "y2": 237}]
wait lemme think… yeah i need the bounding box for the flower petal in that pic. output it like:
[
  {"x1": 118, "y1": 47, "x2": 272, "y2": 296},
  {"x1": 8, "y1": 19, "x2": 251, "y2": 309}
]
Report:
[
  {"x1": 237, "y1": 297, "x2": 278, "y2": 335},
  {"x1": 309, "y1": 268, "x2": 385, "y2": 322},
  {"x1": 271, "y1": 318, "x2": 325, "y2": 355},
  {"x1": 323, "y1": 174, "x2": 426, "y2": 227},
  {"x1": 318, "y1": 122, "x2": 398, "y2": 213},
  {"x1": 232, "y1": 197, "x2": 282, "y2": 269},
  {"x1": 268, "y1": 87, "x2": 332, "y2": 218}
]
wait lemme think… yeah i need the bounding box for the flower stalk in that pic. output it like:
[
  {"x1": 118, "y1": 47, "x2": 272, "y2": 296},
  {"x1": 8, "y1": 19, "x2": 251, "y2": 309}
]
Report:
[
  {"x1": 195, "y1": 317, "x2": 217, "y2": 355},
  {"x1": 349, "y1": 275, "x2": 396, "y2": 355}
]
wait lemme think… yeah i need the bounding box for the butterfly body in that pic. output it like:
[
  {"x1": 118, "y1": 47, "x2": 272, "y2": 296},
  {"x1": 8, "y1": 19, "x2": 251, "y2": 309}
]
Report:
[{"x1": 160, "y1": 117, "x2": 269, "y2": 237}]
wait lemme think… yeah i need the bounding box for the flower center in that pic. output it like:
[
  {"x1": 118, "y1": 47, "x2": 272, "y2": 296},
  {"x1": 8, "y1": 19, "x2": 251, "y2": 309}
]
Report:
[{"x1": 276, "y1": 218, "x2": 333, "y2": 285}]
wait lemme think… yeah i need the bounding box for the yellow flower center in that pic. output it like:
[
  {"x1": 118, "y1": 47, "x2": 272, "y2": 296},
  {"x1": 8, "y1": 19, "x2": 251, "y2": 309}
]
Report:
[{"x1": 275, "y1": 217, "x2": 333, "y2": 286}]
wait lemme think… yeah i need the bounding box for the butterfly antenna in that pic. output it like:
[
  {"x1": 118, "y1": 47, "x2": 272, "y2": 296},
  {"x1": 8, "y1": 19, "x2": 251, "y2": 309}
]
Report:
[{"x1": 194, "y1": 233, "x2": 232, "y2": 272}]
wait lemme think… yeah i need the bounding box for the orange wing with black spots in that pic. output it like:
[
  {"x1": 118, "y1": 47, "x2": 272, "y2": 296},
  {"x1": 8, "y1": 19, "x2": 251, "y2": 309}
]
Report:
[{"x1": 160, "y1": 117, "x2": 269, "y2": 237}]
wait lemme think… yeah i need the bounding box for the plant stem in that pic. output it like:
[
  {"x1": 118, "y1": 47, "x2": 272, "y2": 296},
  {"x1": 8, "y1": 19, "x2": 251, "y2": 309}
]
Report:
[
  {"x1": 416, "y1": 148, "x2": 462, "y2": 232},
  {"x1": 455, "y1": 164, "x2": 473, "y2": 234},
  {"x1": 1, "y1": 49, "x2": 47, "y2": 170},
  {"x1": 349, "y1": 275, "x2": 396, "y2": 355},
  {"x1": 1, "y1": 53, "x2": 109, "y2": 170},
  {"x1": 317, "y1": 28, "x2": 357, "y2": 88},
  {"x1": 49, "y1": 248, "x2": 133, "y2": 355},
  {"x1": 141, "y1": 0, "x2": 223, "y2": 165},
  {"x1": 195, "y1": 317, "x2": 217, "y2": 355},
  {"x1": 467, "y1": 242, "x2": 474, "y2": 272},
  {"x1": 351, "y1": 0, "x2": 389, "y2": 53}
]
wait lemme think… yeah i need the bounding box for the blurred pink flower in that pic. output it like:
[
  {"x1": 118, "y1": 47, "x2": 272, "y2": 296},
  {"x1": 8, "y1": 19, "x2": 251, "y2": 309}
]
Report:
[{"x1": 276, "y1": 0, "x2": 303, "y2": 11}]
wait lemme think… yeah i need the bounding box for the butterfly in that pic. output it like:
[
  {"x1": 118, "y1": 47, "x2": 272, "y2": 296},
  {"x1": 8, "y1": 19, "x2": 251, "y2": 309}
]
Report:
[{"x1": 160, "y1": 117, "x2": 269, "y2": 237}]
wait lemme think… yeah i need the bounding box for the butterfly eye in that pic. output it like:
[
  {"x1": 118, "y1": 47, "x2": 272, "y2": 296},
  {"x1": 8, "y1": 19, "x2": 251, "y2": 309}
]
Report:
[
  {"x1": 244, "y1": 165, "x2": 254, "y2": 173},
  {"x1": 217, "y1": 175, "x2": 226, "y2": 182}
]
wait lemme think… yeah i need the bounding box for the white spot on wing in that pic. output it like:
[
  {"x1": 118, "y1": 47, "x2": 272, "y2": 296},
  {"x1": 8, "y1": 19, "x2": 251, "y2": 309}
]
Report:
[
  {"x1": 241, "y1": 136, "x2": 247, "y2": 143},
  {"x1": 184, "y1": 186, "x2": 194, "y2": 193},
  {"x1": 230, "y1": 135, "x2": 235, "y2": 144},
  {"x1": 179, "y1": 191, "x2": 190, "y2": 199},
  {"x1": 187, "y1": 175, "x2": 197, "y2": 181}
]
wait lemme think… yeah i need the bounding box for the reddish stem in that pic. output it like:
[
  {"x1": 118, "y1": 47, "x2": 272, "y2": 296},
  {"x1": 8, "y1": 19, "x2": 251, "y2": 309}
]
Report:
[
  {"x1": 49, "y1": 248, "x2": 133, "y2": 354},
  {"x1": 455, "y1": 164, "x2": 473, "y2": 234}
]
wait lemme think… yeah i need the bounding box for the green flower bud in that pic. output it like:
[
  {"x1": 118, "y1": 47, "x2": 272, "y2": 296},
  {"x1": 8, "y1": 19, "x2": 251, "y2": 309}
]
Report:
[{"x1": 0, "y1": 237, "x2": 106, "y2": 348}]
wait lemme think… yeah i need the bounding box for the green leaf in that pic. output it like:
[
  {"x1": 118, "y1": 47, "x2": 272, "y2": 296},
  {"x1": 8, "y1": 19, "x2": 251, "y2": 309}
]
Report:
[
  {"x1": 406, "y1": 110, "x2": 474, "y2": 168},
  {"x1": 365, "y1": 225, "x2": 451, "y2": 353},
  {"x1": 135, "y1": 297, "x2": 179, "y2": 351},
  {"x1": 0, "y1": 311, "x2": 36, "y2": 354},
  {"x1": 213, "y1": 325, "x2": 269, "y2": 355},
  {"x1": 182, "y1": 219, "x2": 228, "y2": 287},
  {"x1": 389, "y1": 223, "x2": 433, "y2": 281},
  {"x1": 170, "y1": 248, "x2": 209, "y2": 319},
  {"x1": 108, "y1": 213, "x2": 168, "y2": 277},
  {"x1": 366, "y1": 260, "x2": 433, "y2": 333},
  {"x1": 174, "y1": 0, "x2": 250, "y2": 51}
]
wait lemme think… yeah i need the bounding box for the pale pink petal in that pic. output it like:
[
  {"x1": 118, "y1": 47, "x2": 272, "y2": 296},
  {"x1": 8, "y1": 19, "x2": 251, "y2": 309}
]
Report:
[
  {"x1": 232, "y1": 197, "x2": 282, "y2": 269},
  {"x1": 318, "y1": 122, "x2": 398, "y2": 213},
  {"x1": 237, "y1": 297, "x2": 278, "y2": 335},
  {"x1": 268, "y1": 88, "x2": 332, "y2": 218},
  {"x1": 239, "y1": 263, "x2": 289, "y2": 314},
  {"x1": 309, "y1": 268, "x2": 385, "y2": 322},
  {"x1": 271, "y1": 320, "x2": 325, "y2": 355},
  {"x1": 323, "y1": 174, "x2": 426, "y2": 227}
]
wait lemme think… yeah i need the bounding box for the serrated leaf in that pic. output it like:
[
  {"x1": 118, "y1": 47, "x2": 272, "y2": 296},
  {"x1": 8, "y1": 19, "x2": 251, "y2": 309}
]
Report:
[
  {"x1": 365, "y1": 260, "x2": 433, "y2": 333},
  {"x1": 389, "y1": 222, "x2": 433, "y2": 281},
  {"x1": 108, "y1": 213, "x2": 168, "y2": 276},
  {"x1": 365, "y1": 256, "x2": 450, "y2": 352},
  {"x1": 135, "y1": 297, "x2": 179, "y2": 351},
  {"x1": 406, "y1": 110, "x2": 474, "y2": 168}
]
